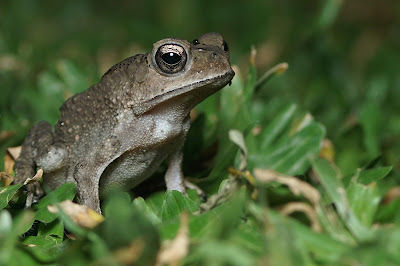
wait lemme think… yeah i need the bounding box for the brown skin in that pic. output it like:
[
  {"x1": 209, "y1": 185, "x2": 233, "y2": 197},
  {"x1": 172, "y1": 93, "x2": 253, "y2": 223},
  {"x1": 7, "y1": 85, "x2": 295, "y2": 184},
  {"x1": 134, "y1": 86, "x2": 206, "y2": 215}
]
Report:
[{"x1": 14, "y1": 33, "x2": 235, "y2": 213}]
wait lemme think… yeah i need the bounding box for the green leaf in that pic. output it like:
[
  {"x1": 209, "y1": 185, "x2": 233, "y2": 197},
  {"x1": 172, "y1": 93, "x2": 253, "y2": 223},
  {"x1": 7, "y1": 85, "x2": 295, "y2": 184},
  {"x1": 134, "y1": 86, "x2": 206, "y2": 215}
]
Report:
[
  {"x1": 0, "y1": 210, "x2": 36, "y2": 265},
  {"x1": 161, "y1": 190, "x2": 199, "y2": 221},
  {"x1": 317, "y1": 0, "x2": 344, "y2": 30},
  {"x1": 359, "y1": 103, "x2": 381, "y2": 157},
  {"x1": 347, "y1": 181, "x2": 382, "y2": 227},
  {"x1": 358, "y1": 166, "x2": 392, "y2": 185},
  {"x1": 101, "y1": 191, "x2": 160, "y2": 265},
  {"x1": 229, "y1": 222, "x2": 265, "y2": 256},
  {"x1": 13, "y1": 210, "x2": 36, "y2": 236},
  {"x1": 311, "y1": 158, "x2": 374, "y2": 241},
  {"x1": 249, "y1": 203, "x2": 349, "y2": 263},
  {"x1": 187, "y1": 240, "x2": 256, "y2": 266},
  {"x1": 34, "y1": 183, "x2": 76, "y2": 223},
  {"x1": 0, "y1": 210, "x2": 12, "y2": 236},
  {"x1": 6, "y1": 248, "x2": 40, "y2": 266},
  {"x1": 375, "y1": 198, "x2": 400, "y2": 224},
  {"x1": 0, "y1": 211, "x2": 15, "y2": 264},
  {"x1": 252, "y1": 122, "x2": 325, "y2": 175},
  {"x1": 266, "y1": 214, "x2": 311, "y2": 265},
  {"x1": 186, "y1": 188, "x2": 201, "y2": 205},
  {"x1": 132, "y1": 197, "x2": 161, "y2": 225},
  {"x1": 145, "y1": 191, "x2": 165, "y2": 219},
  {"x1": 219, "y1": 65, "x2": 246, "y2": 133},
  {"x1": 258, "y1": 103, "x2": 297, "y2": 149},
  {"x1": 160, "y1": 204, "x2": 225, "y2": 240},
  {"x1": 229, "y1": 129, "x2": 248, "y2": 171},
  {"x1": 38, "y1": 219, "x2": 64, "y2": 241},
  {"x1": 201, "y1": 139, "x2": 238, "y2": 193},
  {"x1": 0, "y1": 184, "x2": 23, "y2": 210},
  {"x1": 21, "y1": 235, "x2": 65, "y2": 263}
]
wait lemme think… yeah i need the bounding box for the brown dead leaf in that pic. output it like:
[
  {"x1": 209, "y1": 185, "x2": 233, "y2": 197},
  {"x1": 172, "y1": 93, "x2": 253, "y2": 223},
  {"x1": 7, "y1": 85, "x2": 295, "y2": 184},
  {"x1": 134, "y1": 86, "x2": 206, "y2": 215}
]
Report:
[
  {"x1": 382, "y1": 186, "x2": 400, "y2": 205},
  {"x1": 23, "y1": 169, "x2": 43, "y2": 185},
  {"x1": 0, "y1": 130, "x2": 14, "y2": 141},
  {"x1": 4, "y1": 154, "x2": 14, "y2": 176},
  {"x1": 92, "y1": 239, "x2": 145, "y2": 265},
  {"x1": 156, "y1": 212, "x2": 190, "y2": 266},
  {"x1": 319, "y1": 139, "x2": 335, "y2": 162},
  {"x1": 7, "y1": 146, "x2": 21, "y2": 160},
  {"x1": 112, "y1": 239, "x2": 144, "y2": 265},
  {"x1": 47, "y1": 200, "x2": 104, "y2": 228},
  {"x1": 254, "y1": 168, "x2": 321, "y2": 206},
  {"x1": 0, "y1": 172, "x2": 14, "y2": 187},
  {"x1": 279, "y1": 202, "x2": 321, "y2": 232},
  {"x1": 2, "y1": 147, "x2": 21, "y2": 186}
]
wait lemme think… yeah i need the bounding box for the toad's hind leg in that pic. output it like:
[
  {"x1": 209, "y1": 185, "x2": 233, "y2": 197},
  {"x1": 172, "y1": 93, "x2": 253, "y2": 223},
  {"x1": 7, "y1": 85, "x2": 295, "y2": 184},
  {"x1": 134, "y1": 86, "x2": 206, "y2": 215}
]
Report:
[{"x1": 14, "y1": 121, "x2": 55, "y2": 203}]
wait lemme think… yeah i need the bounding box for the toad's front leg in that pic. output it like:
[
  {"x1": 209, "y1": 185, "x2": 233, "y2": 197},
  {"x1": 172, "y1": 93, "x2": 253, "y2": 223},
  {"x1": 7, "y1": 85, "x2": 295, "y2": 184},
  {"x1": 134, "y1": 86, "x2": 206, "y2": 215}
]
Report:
[
  {"x1": 72, "y1": 136, "x2": 122, "y2": 214},
  {"x1": 164, "y1": 115, "x2": 191, "y2": 193}
]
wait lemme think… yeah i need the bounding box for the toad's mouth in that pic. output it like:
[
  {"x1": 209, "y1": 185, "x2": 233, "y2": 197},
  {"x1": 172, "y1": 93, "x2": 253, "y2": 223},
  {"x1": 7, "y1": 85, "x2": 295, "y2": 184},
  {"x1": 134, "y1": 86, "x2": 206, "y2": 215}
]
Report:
[{"x1": 146, "y1": 70, "x2": 235, "y2": 105}]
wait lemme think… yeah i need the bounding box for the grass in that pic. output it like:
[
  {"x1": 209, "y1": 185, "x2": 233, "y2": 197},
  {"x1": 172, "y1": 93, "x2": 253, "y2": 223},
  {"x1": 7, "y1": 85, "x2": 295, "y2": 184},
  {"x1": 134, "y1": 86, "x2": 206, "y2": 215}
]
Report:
[{"x1": 1, "y1": 1, "x2": 400, "y2": 265}]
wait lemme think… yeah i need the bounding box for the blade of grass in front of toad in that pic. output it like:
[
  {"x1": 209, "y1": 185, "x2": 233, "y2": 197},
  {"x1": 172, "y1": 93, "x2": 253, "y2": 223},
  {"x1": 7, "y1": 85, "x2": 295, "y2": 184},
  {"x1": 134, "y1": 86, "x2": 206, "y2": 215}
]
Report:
[
  {"x1": 346, "y1": 166, "x2": 392, "y2": 227},
  {"x1": 0, "y1": 210, "x2": 36, "y2": 265},
  {"x1": 37, "y1": 219, "x2": 64, "y2": 241},
  {"x1": 0, "y1": 184, "x2": 23, "y2": 210},
  {"x1": 21, "y1": 235, "x2": 66, "y2": 263},
  {"x1": 347, "y1": 180, "x2": 382, "y2": 227},
  {"x1": 161, "y1": 190, "x2": 199, "y2": 221},
  {"x1": 249, "y1": 116, "x2": 325, "y2": 176},
  {"x1": 357, "y1": 166, "x2": 392, "y2": 185},
  {"x1": 34, "y1": 182, "x2": 76, "y2": 223},
  {"x1": 249, "y1": 203, "x2": 350, "y2": 263},
  {"x1": 256, "y1": 103, "x2": 297, "y2": 150},
  {"x1": 311, "y1": 158, "x2": 375, "y2": 241}
]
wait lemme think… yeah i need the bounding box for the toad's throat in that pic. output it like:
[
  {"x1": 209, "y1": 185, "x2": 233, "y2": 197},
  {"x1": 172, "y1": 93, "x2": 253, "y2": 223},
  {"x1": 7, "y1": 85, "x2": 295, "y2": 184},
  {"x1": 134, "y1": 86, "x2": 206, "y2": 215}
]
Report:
[{"x1": 146, "y1": 70, "x2": 235, "y2": 105}]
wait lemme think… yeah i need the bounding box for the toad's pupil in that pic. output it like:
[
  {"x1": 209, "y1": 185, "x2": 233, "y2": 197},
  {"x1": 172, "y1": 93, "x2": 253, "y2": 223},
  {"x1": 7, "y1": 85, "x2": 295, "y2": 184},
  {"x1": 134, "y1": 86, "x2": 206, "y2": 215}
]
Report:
[{"x1": 162, "y1": 52, "x2": 181, "y2": 64}]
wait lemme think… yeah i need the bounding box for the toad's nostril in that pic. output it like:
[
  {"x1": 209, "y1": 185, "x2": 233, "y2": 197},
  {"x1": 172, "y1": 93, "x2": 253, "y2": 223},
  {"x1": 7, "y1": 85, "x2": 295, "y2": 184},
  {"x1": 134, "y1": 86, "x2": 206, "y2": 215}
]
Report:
[
  {"x1": 211, "y1": 52, "x2": 217, "y2": 58},
  {"x1": 223, "y1": 40, "x2": 229, "y2": 52}
]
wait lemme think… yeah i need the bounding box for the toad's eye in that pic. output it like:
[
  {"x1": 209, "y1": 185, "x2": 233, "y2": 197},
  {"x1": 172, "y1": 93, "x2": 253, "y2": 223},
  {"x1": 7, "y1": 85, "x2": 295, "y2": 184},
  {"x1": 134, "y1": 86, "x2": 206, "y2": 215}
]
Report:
[
  {"x1": 162, "y1": 52, "x2": 181, "y2": 64},
  {"x1": 155, "y1": 44, "x2": 187, "y2": 74}
]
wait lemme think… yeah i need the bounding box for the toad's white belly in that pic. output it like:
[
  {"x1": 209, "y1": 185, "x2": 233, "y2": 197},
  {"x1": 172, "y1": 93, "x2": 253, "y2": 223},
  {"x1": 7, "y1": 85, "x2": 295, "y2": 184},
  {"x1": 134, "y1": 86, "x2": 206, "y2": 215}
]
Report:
[
  {"x1": 98, "y1": 145, "x2": 170, "y2": 197},
  {"x1": 98, "y1": 114, "x2": 184, "y2": 197}
]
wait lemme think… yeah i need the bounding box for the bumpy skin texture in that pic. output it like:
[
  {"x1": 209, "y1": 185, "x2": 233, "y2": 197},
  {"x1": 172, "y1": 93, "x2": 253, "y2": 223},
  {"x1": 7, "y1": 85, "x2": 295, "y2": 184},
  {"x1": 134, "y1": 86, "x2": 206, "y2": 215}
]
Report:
[{"x1": 14, "y1": 32, "x2": 235, "y2": 213}]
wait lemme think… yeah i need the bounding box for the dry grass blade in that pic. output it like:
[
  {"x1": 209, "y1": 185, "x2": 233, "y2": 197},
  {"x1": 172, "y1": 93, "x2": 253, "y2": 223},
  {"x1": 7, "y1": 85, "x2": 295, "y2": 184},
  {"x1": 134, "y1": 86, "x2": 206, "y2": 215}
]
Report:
[
  {"x1": 254, "y1": 62, "x2": 289, "y2": 91},
  {"x1": 254, "y1": 168, "x2": 321, "y2": 206},
  {"x1": 279, "y1": 202, "x2": 321, "y2": 232},
  {"x1": 112, "y1": 239, "x2": 145, "y2": 265},
  {"x1": 198, "y1": 176, "x2": 241, "y2": 213},
  {"x1": 1, "y1": 146, "x2": 22, "y2": 186},
  {"x1": 229, "y1": 129, "x2": 248, "y2": 171},
  {"x1": 156, "y1": 212, "x2": 190, "y2": 266},
  {"x1": 23, "y1": 169, "x2": 43, "y2": 185}
]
